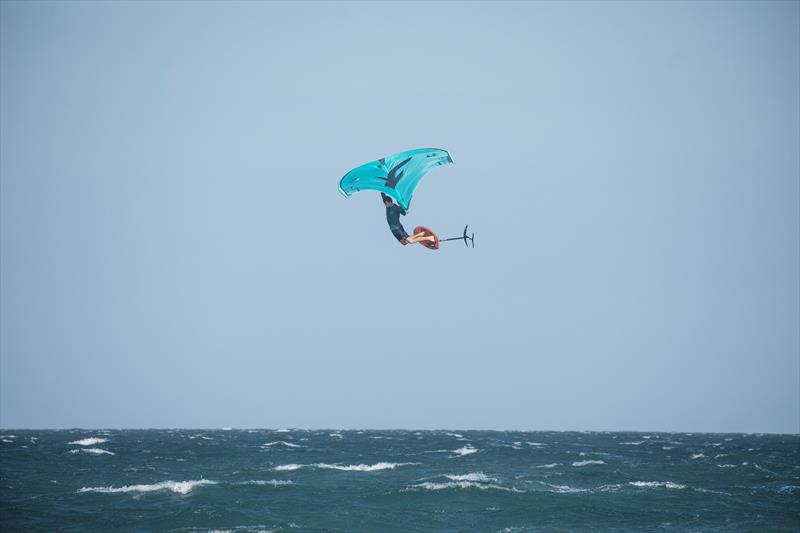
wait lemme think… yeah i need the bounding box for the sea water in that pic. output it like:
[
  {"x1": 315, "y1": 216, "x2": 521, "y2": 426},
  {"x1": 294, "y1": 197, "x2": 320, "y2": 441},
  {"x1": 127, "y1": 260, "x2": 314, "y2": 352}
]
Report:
[{"x1": 1, "y1": 430, "x2": 798, "y2": 531}]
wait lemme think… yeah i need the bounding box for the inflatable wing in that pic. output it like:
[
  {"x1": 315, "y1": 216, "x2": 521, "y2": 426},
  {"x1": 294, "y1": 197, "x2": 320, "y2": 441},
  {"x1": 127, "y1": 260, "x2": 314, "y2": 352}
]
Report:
[{"x1": 338, "y1": 148, "x2": 453, "y2": 212}]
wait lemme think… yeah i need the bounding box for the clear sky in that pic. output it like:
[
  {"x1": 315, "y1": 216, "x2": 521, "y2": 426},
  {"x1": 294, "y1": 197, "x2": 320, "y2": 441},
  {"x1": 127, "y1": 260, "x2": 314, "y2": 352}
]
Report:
[{"x1": 1, "y1": 1, "x2": 798, "y2": 433}]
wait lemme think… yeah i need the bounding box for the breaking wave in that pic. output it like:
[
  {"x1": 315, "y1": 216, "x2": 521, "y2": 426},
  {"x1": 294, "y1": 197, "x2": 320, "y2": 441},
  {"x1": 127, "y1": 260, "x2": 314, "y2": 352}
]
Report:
[
  {"x1": 262, "y1": 441, "x2": 301, "y2": 449},
  {"x1": 274, "y1": 462, "x2": 413, "y2": 472},
  {"x1": 629, "y1": 481, "x2": 687, "y2": 490},
  {"x1": 453, "y1": 446, "x2": 478, "y2": 457},
  {"x1": 78, "y1": 479, "x2": 215, "y2": 495},
  {"x1": 572, "y1": 460, "x2": 605, "y2": 467},
  {"x1": 239, "y1": 480, "x2": 293, "y2": 486},
  {"x1": 406, "y1": 481, "x2": 524, "y2": 493},
  {"x1": 445, "y1": 472, "x2": 498, "y2": 483},
  {"x1": 69, "y1": 438, "x2": 108, "y2": 446}
]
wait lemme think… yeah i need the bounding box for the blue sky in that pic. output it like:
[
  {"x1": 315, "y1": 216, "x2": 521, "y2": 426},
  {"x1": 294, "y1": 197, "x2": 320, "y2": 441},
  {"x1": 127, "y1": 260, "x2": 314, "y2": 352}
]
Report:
[{"x1": 1, "y1": 1, "x2": 798, "y2": 432}]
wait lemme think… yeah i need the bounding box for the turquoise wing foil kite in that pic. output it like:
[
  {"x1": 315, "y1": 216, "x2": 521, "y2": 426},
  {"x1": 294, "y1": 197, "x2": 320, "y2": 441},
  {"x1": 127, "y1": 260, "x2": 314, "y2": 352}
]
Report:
[{"x1": 338, "y1": 148, "x2": 454, "y2": 212}]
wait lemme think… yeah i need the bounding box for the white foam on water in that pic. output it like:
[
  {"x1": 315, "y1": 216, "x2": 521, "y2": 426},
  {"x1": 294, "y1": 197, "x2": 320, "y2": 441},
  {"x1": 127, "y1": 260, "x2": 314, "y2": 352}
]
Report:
[
  {"x1": 78, "y1": 479, "x2": 216, "y2": 495},
  {"x1": 690, "y1": 453, "x2": 705, "y2": 459},
  {"x1": 273, "y1": 464, "x2": 303, "y2": 471},
  {"x1": 406, "y1": 481, "x2": 524, "y2": 493},
  {"x1": 629, "y1": 481, "x2": 687, "y2": 490},
  {"x1": 452, "y1": 446, "x2": 478, "y2": 457},
  {"x1": 540, "y1": 482, "x2": 589, "y2": 494},
  {"x1": 446, "y1": 432, "x2": 464, "y2": 438},
  {"x1": 69, "y1": 438, "x2": 108, "y2": 446},
  {"x1": 83, "y1": 448, "x2": 114, "y2": 455},
  {"x1": 329, "y1": 433, "x2": 343, "y2": 439},
  {"x1": 274, "y1": 462, "x2": 413, "y2": 472},
  {"x1": 534, "y1": 463, "x2": 561, "y2": 468},
  {"x1": 717, "y1": 464, "x2": 737, "y2": 468},
  {"x1": 275, "y1": 429, "x2": 291, "y2": 433},
  {"x1": 526, "y1": 442, "x2": 546, "y2": 447},
  {"x1": 261, "y1": 441, "x2": 301, "y2": 448},
  {"x1": 316, "y1": 462, "x2": 413, "y2": 472},
  {"x1": 221, "y1": 428, "x2": 232, "y2": 431},
  {"x1": 240, "y1": 480, "x2": 293, "y2": 486},
  {"x1": 1, "y1": 439, "x2": 12, "y2": 443},
  {"x1": 662, "y1": 446, "x2": 675, "y2": 450},
  {"x1": 621, "y1": 441, "x2": 645, "y2": 445},
  {"x1": 778, "y1": 485, "x2": 799, "y2": 494},
  {"x1": 572, "y1": 460, "x2": 605, "y2": 467},
  {"x1": 754, "y1": 463, "x2": 781, "y2": 477},
  {"x1": 597, "y1": 483, "x2": 623, "y2": 492},
  {"x1": 444, "y1": 473, "x2": 498, "y2": 483}
]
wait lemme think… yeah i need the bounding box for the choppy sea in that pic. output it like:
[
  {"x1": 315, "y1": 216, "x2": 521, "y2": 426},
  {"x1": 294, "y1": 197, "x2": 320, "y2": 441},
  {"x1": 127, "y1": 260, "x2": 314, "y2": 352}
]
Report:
[{"x1": 1, "y1": 430, "x2": 798, "y2": 532}]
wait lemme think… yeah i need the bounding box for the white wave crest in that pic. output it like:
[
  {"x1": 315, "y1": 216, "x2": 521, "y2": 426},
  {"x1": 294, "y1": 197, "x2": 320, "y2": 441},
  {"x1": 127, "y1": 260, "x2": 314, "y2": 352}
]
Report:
[
  {"x1": 407, "y1": 481, "x2": 523, "y2": 493},
  {"x1": 535, "y1": 463, "x2": 561, "y2": 469},
  {"x1": 690, "y1": 453, "x2": 705, "y2": 459},
  {"x1": 69, "y1": 438, "x2": 108, "y2": 446},
  {"x1": 629, "y1": 481, "x2": 686, "y2": 490},
  {"x1": 274, "y1": 462, "x2": 412, "y2": 472},
  {"x1": 754, "y1": 463, "x2": 781, "y2": 477},
  {"x1": 717, "y1": 464, "x2": 737, "y2": 468},
  {"x1": 318, "y1": 462, "x2": 411, "y2": 472},
  {"x1": 526, "y1": 442, "x2": 546, "y2": 447},
  {"x1": 453, "y1": 446, "x2": 478, "y2": 456},
  {"x1": 262, "y1": 441, "x2": 301, "y2": 448},
  {"x1": 240, "y1": 480, "x2": 293, "y2": 486},
  {"x1": 83, "y1": 448, "x2": 114, "y2": 455},
  {"x1": 329, "y1": 433, "x2": 343, "y2": 439},
  {"x1": 273, "y1": 464, "x2": 303, "y2": 471},
  {"x1": 445, "y1": 472, "x2": 498, "y2": 483},
  {"x1": 621, "y1": 441, "x2": 645, "y2": 445},
  {"x1": 1, "y1": 439, "x2": 13, "y2": 443},
  {"x1": 541, "y1": 482, "x2": 589, "y2": 494},
  {"x1": 572, "y1": 460, "x2": 605, "y2": 467},
  {"x1": 78, "y1": 479, "x2": 215, "y2": 495}
]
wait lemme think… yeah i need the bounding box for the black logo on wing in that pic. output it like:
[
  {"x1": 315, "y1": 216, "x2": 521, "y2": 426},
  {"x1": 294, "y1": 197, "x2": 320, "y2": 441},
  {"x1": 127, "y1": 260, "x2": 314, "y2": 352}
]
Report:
[{"x1": 379, "y1": 157, "x2": 412, "y2": 189}]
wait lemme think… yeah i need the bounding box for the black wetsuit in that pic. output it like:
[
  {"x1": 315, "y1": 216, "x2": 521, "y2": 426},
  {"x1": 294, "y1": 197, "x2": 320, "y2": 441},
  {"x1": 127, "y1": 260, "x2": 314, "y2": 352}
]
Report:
[{"x1": 383, "y1": 195, "x2": 409, "y2": 244}]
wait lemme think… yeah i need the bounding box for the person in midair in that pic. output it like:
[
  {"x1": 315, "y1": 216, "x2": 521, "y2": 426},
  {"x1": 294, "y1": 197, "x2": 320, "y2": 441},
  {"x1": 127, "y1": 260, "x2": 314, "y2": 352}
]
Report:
[{"x1": 381, "y1": 193, "x2": 436, "y2": 246}]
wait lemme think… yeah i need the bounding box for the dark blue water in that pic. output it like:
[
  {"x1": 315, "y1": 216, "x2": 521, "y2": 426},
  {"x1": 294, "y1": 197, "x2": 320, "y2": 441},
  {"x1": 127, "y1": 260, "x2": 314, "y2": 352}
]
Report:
[{"x1": 1, "y1": 430, "x2": 798, "y2": 532}]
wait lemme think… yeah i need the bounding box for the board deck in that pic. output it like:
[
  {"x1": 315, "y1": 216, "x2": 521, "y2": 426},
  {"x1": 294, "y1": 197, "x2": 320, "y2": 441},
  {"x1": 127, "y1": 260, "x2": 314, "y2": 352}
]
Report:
[{"x1": 413, "y1": 226, "x2": 440, "y2": 250}]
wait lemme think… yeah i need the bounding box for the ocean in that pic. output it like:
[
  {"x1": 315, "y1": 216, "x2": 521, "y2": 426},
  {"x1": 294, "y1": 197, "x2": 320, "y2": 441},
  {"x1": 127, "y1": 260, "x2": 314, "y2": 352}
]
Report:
[{"x1": 1, "y1": 430, "x2": 798, "y2": 532}]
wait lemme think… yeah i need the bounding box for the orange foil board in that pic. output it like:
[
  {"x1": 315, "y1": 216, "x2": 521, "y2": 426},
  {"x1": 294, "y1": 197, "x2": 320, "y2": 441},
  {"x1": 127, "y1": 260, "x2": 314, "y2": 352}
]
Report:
[{"x1": 413, "y1": 226, "x2": 440, "y2": 250}]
